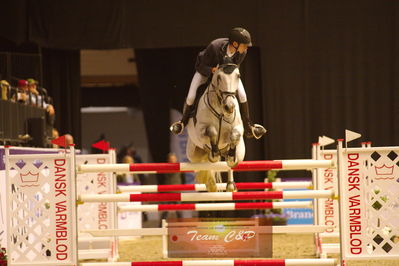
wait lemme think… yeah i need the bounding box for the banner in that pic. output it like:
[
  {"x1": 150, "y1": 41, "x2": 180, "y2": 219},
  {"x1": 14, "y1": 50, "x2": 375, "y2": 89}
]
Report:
[
  {"x1": 282, "y1": 177, "x2": 314, "y2": 225},
  {"x1": 167, "y1": 218, "x2": 272, "y2": 258}
]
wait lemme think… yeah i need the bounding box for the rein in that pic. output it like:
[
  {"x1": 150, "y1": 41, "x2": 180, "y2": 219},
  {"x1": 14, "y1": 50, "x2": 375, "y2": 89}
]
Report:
[
  {"x1": 204, "y1": 84, "x2": 237, "y2": 150},
  {"x1": 205, "y1": 84, "x2": 236, "y2": 124}
]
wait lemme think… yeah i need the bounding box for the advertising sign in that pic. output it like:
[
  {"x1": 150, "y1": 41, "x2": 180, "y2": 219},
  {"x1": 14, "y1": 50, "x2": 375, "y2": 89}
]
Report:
[{"x1": 167, "y1": 218, "x2": 272, "y2": 258}]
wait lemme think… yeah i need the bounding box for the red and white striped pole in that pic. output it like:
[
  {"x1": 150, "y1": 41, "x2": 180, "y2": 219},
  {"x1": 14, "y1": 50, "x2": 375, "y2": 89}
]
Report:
[
  {"x1": 118, "y1": 181, "x2": 313, "y2": 193},
  {"x1": 117, "y1": 201, "x2": 312, "y2": 212},
  {"x1": 78, "y1": 160, "x2": 333, "y2": 174},
  {"x1": 79, "y1": 258, "x2": 337, "y2": 266},
  {"x1": 79, "y1": 190, "x2": 334, "y2": 203}
]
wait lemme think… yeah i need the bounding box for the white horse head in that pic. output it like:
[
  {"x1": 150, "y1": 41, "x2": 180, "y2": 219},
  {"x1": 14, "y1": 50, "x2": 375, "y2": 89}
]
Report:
[{"x1": 210, "y1": 64, "x2": 240, "y2": 115}]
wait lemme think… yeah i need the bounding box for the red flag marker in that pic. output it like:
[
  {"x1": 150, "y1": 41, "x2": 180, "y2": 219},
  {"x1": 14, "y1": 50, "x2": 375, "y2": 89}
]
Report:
[
  {"x1": 51, "y1": 135, "x2": 66, "y2": 148},
  {"x1": 92, "y1": 140, "x2": 110, "y2": 151}
]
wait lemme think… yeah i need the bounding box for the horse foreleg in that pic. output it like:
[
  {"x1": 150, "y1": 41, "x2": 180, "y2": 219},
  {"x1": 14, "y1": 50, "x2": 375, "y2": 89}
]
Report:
[
  {"x1": 186, "y1": 138, "x2": 207, "y2": 163},
  {"x1": 226, "y1": 169, "x2": 237, "y2": 192},
  {"x1": 205, "y1": 125, "x2": 220, "y2": 162},
  {"x1": 226, "y1": 127, "x2": 242, "y2": 167}
]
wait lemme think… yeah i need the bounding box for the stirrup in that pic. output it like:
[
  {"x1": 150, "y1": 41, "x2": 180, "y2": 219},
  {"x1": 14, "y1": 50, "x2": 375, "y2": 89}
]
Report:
[
  {"x1": 170, "y1": 121, "x2": 184, "y2": 135},
  {"x1": 251, "y1": 124, "x2": 267, "y2": 139}
]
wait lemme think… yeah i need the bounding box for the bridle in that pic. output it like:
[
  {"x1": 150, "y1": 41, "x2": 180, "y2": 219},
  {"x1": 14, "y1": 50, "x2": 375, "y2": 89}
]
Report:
[
  {"x1": 205, "y1": 64, "x2": 239, "y2": 124},
  {"x1": 200, "y1": 63, "x2": 239, "y2": 151}
]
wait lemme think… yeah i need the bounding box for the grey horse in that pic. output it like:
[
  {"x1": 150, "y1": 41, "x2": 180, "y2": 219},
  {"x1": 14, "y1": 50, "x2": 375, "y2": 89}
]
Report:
[{"x1": 186, "y1": 64, "x2": 245, "y2": 192}]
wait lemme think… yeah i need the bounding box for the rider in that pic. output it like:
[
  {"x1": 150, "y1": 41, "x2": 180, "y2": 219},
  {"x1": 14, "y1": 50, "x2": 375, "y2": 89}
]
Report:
[{"x1": 170, "y1": 27, "x2": 266, "y2": 139}]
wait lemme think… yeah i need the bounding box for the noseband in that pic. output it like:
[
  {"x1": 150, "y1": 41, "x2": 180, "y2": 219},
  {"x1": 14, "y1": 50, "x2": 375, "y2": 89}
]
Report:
[{"x1": 217, "y1": 90, "x2": 236, "y2": 106}]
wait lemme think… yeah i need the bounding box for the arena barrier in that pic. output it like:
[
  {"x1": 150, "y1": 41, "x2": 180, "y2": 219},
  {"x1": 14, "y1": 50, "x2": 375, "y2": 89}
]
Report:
[{"x1": 4, "y1": 141, "x2": 399, "y2": 265}]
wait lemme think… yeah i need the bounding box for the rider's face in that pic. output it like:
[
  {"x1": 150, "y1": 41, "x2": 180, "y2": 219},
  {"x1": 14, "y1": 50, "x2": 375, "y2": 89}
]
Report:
[
  {"x1": 232, "y1": 42, "x2": 249, "y2": 54},
  {"x1": 237, "y1": 43, "x2": 249, "y2": 54}
]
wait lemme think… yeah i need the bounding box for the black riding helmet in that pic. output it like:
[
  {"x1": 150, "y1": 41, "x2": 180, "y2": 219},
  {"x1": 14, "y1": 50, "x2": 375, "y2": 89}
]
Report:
[{"x1": 228, "y1": 27, "x2": 252, "y2": 47}]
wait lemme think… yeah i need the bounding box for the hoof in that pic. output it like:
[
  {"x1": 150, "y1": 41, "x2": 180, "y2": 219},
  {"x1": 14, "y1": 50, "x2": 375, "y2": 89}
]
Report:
[
  {"x1": 227, "y1": 155, "x2": 238, "y2": 168},
  {"x1": 208, "y1": 153, "x2": 221, "y2": 163},
  {"x1": 226, "y1": 182, "x2": 237, "y2": 192}
]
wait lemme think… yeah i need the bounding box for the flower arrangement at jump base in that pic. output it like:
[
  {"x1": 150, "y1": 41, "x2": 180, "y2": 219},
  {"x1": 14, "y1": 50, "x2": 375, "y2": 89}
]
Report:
[
  {"x1": 252, "y1": 170, "x2": 289, "y2": 225},
  {"x1": 0, "y1": 247, "x2": 7, "y2": 266}
]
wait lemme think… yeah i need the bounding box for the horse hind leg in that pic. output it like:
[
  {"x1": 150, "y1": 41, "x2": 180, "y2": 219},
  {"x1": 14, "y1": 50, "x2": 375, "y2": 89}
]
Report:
[
  {"x1": 196, "y1": 170, "x2": 217, "y2": 192},
  {"x1": 215, "y1": 171, "x2": 223, "y2": 192}
]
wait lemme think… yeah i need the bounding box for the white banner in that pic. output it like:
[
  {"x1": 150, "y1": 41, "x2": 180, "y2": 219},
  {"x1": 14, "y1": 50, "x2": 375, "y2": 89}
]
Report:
[
  {"x1": 5, "y1": 151, "x2": 77, "y2": 265},
  {"x1": 338, "y1": 144, "x2": 399, "y2": 260}
]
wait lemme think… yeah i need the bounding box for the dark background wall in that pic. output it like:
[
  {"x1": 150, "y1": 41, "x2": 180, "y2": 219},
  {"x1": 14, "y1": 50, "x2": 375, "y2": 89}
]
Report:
[{"x1": 1, "y1": 0, "x2": 398, "y2": 162}]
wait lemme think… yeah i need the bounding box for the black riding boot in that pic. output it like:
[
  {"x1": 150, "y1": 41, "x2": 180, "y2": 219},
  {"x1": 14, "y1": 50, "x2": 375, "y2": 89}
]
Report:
[
  {"x1": 240, "y1": 101, "x2": 266, "y2": 139},
  {"x1": 170, "y1": 103, "x2": 194, "y2": 135}
]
